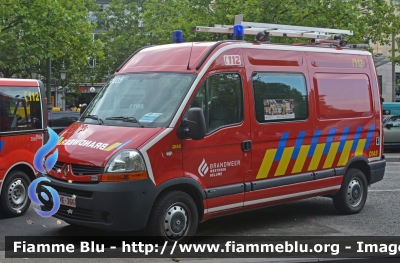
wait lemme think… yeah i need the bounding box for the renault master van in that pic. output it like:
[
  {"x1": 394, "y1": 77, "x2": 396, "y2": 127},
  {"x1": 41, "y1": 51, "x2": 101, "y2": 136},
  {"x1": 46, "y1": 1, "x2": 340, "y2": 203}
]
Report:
[{"x1": 37, "y1": 22, "x2": 385, "y2": 242}]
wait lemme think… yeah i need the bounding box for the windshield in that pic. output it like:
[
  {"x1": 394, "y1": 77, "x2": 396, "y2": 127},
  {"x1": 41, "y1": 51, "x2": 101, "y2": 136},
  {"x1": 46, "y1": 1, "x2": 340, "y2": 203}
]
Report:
[{"x1": 81, "y1": 73, "x2": 195, "y2": 128}]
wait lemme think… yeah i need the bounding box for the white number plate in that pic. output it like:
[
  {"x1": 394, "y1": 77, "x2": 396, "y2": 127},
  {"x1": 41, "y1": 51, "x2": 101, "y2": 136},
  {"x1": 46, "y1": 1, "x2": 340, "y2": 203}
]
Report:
[
  {"x1": 224, "y1": 55, "x2": 241, "y2": 65},
  {"x1": 59, "y1": 195, "x2": 76, "y2": 208}
]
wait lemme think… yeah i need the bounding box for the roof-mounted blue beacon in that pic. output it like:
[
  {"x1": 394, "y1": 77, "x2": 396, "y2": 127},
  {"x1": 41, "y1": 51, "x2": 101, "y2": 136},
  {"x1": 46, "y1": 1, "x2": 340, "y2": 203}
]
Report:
[
  {"x1": 233, "y1": 24, "x2": 244, "y2": 40},
  {"x1": 173, "y1": 30, "x2": 184, "y2": 43}
]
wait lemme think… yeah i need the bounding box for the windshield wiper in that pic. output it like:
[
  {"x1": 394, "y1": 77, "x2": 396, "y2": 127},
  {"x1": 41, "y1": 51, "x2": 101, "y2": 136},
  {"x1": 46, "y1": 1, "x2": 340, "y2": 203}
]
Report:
[
  {"x1": 81, "y1": 114, "x2": 104, "y2": 125},
  {"x1": 105, "y1": 116, "x2": 144, "y2": 128}
]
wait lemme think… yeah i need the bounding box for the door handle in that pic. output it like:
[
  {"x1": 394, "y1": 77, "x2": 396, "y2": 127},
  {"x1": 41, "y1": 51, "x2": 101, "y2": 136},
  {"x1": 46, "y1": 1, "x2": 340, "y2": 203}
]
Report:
[{"x1": 242, "y1": 140, "x2": 252, "y2": 152}]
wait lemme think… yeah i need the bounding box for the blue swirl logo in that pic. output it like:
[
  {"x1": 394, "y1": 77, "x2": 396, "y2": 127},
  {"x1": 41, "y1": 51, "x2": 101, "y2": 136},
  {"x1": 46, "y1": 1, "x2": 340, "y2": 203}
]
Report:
[{"x1": 28, "y1": 127, "x2": 60, "y2": 217}]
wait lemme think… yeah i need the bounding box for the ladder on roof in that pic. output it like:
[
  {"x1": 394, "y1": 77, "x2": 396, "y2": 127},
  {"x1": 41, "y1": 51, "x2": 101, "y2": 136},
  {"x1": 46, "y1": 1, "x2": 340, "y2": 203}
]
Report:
[{"x1": 192, "y1": 14, "x2": 354, "y2": 44}]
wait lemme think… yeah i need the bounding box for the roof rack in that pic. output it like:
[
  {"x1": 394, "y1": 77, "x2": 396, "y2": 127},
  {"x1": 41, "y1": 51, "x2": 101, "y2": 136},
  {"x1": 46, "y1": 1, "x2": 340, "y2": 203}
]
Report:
[{"x1": 192, "y1": 15, "x2": 353, "y2": 45}]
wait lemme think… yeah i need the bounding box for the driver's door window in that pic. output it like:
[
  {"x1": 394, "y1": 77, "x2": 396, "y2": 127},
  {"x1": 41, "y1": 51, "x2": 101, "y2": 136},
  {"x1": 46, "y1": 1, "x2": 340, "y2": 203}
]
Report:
[{"x1": 192, "y1": 73, "x2": 243, "y2": 133}]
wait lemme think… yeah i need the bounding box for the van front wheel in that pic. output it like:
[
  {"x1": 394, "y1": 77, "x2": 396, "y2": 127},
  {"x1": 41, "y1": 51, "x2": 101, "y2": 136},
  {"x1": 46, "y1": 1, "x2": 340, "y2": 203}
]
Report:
[
  {"x1": 333, "y1": 168, "x2": 368, "y2": 215},
  {"x1": 146, "y1": 191, "x2": 198, "y2": 243},
  {"x1": 0, "y1": 170, "x2": 31, "y2": 217}
]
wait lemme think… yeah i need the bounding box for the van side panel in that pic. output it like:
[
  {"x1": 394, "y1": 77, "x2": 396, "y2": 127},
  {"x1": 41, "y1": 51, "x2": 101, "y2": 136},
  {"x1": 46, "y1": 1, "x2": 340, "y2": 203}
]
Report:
[
  {"x1": 236, "y1": 49, "x2": 379, "y2": 209},
  {"x1": 306, "y1": 52, "x2": 380, "y2": 168},
  {"x1": 241, "y1": 49, "x2": 344, "y2": 207}
]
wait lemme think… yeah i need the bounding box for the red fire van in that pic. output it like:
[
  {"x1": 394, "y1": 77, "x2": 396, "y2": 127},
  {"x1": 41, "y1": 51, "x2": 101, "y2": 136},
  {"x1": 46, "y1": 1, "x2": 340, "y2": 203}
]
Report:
[
  {"x1": 0, "y1": 78, "x2": 47, "y2": 217},
  {"x1": 39, "y1": 22, "x2": 385, "y2": 242}
]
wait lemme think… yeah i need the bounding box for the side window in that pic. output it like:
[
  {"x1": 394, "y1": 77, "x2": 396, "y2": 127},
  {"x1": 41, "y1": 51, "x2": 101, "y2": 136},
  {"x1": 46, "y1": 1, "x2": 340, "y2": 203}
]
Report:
[
  {"x1": 0, "y1": 87, "x2": 43, "y2": 132},
  {"x1": 313, "y1": 73, "x2": 372, "y2": 119},
  {"x1": 191, "y1": 73, "x2": 243, "y2": 133},
  {"x1": 252, "y1": 72, "x2": 308, "y2": 123}
]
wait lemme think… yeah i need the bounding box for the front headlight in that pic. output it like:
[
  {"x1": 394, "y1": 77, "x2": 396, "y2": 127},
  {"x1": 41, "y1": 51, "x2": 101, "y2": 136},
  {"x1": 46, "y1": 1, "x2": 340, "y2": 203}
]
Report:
[{"x1": 102, "y1": 150, "x2": 148, "y2": 182}]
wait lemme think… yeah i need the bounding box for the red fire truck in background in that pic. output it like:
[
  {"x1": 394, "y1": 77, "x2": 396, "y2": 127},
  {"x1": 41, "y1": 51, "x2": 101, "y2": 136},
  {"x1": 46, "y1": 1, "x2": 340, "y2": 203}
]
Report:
[{"x1": 0, "y1": 78, "x2": 47, "y2": 217}]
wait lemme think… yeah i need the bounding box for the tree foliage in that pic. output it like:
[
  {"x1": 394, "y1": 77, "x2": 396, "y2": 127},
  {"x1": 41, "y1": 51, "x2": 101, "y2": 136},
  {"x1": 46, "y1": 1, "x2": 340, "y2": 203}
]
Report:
[
  {"x1": 0, "y1": 0, "x2": 103, "y2": 79},
  {"x1": 94, "y1": 0, "x2": 150, "y2": 78},
  {"x1": 142, "y1": 0, "x2": 400, "y2": 45},
  {"x1": 2, "y1": 0, "x2": 400, "y2": 85}
]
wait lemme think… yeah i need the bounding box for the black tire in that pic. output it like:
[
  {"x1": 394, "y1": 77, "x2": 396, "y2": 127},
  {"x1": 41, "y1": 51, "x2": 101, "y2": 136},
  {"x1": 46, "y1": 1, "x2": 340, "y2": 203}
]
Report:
[
  {"x1": 145, "y1": 191, "x2": 198, "y2": 243},
  {"x1": 333, "y1": 168, "x2": 368, "y2": 215},
  {"x1": 0, "y1": 170, "x2": 31, "y2": 217}
]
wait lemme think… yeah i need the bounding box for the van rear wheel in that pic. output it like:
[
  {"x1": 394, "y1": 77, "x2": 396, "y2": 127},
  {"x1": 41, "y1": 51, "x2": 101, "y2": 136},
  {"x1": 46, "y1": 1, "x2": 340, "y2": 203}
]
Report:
[
  {"x1": 333, "y1": 168, "x2": 368, "y2": 214},
  {"x1": 146, "y1": 191, "x2": 198, "y2": 243},
  {"x1": 0, "y1": 170, "x2": 31, "y2": 217}
]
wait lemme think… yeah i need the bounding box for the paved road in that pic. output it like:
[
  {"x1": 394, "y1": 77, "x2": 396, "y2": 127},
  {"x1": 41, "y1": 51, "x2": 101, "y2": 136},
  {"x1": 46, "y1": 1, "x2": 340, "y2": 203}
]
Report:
[{"x1": 1, "y1": 162, "x2": 399, "y2": 262}]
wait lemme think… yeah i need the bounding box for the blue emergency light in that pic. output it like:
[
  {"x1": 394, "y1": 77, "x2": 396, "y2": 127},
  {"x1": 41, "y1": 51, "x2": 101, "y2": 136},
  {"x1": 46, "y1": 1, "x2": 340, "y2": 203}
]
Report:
[
  {"x1": 233, "y1": 25, "x2": 244, "y2": 40},
  {"x1": 173, "y1": 30, "x2": 184, "y2": 43}
]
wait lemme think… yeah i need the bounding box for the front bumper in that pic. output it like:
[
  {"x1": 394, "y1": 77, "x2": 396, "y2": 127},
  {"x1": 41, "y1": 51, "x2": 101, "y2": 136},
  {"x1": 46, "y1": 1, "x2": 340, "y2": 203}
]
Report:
[{"x1": 37, "y1": 174, "x2": 160, "y2": 231}]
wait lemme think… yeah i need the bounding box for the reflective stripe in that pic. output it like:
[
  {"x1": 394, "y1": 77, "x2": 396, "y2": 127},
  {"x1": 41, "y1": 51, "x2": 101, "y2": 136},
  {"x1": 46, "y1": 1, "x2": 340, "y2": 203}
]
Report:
[
  {"x1": 323, "y1": 142, "x2": 340, "y2": 169},
  {"x1": 364, "y1": 125, "x2": 375, "y2": 150},
  {"x1": 351, "y1": 126, "x2": 363, "y2": 151},
  {"x1": 274, "y1": 132, "x2": 290, "y2": 162},
  {"x1": 368, "y1": 157, "x2": 381, "y2": 162},
  {"x1": 204, "y1": 186, "x2": 341, "y2": 214},
  {"x1": 292, "y1": 131, "x2": 306, "y2": 159},
  {"x1": 244, "y1": 186, "x2": 341, "y2": 206},
  {"x1": 275, "y1": 147, "x2": 294, "y2": 176},
  {"x1": 292, "y1": 145, "x2": 310, "y2": 173},
  {"x1": 256, "y1": 149, "x2": 277, "y2": 179},
  {"x1": 206, "y1": 202, "x2": 242, "y2": 213},
  {"x1": 308, "y1": 130, "x2": 321, "y2": 157},
  {"x1": 338, "y1": 140, "x2": 353, "y2": 166},
  {"x1": 308, "y1": 143, "x2": 325, "y2": 171},
  {"x1": 355, "y1": 138, "x2": 366, "y2": 156},
  {"x1": 323, "y1": 128, "x2": 337, "y2": 155},
  {"x1": 338, "y1": 127, "x2": 350, "y2": 153}
]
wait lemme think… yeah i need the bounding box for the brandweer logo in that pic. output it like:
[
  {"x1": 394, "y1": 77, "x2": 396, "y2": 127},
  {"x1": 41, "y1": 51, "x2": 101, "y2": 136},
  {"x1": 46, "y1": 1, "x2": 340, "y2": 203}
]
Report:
[{"x1": 28, "y1": 127, "x2": 60, "y2": 217}]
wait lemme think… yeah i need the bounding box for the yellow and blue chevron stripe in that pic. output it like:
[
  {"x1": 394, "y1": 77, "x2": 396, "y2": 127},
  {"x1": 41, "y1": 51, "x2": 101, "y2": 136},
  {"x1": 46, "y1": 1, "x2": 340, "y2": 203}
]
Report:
[{"x1": 256, "y1": 125, "x2": 375, "y2": 179}]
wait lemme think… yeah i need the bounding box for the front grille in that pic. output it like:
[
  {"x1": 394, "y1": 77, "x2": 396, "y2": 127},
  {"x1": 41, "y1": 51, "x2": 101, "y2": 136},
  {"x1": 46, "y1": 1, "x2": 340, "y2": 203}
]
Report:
[
  {"x1": 52, "y1": 161, "x2": 64, "y2": 171},
  {"x1": 43, "y1": 203, "x2": 93, "y2": 221},
  {"x1": 72, "y1": 164, "x2": 102, "y2": 175}
]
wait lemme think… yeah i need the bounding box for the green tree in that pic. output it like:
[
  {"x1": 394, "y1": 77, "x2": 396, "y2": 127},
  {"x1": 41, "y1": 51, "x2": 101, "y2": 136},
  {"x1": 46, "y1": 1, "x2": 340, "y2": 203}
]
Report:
[
  {"x1": 94, "y1": 0, "x2": 151, "y2": 78},
  {"x1": 141, "y1": 0, "x2": 400, "y2": 46},
  {"x1": 98, "y1": 0, "x2": 400, "y2": 78},
  {"x1": 0, "y1": 0, "x2": 103, "y2": 79}
]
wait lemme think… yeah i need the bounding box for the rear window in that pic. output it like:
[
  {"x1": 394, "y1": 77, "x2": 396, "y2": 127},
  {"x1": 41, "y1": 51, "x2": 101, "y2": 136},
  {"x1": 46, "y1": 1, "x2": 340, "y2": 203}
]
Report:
[{"x1": 313, "y1": 73, "x2": 372, "y2": 119}]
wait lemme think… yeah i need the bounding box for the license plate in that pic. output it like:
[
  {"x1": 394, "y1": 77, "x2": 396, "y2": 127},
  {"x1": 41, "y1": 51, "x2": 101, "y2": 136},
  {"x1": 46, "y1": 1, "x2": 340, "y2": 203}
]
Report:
[{"x1": 59, "y1": 195, "x2": 76, "y2": 208}]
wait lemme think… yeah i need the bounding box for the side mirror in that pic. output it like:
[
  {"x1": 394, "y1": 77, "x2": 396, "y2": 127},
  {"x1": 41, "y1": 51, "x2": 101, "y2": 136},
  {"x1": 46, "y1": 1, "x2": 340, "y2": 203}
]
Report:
[{"x1": 178, "y1": 108, "x2": 206, "y2": 140}]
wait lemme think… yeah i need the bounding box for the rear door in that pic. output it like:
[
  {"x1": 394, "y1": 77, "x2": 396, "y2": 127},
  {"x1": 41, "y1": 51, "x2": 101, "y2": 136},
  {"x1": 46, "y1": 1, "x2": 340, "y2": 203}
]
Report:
[{"x1": 182, "y1": 69, "x2": 251, "y2": 214}]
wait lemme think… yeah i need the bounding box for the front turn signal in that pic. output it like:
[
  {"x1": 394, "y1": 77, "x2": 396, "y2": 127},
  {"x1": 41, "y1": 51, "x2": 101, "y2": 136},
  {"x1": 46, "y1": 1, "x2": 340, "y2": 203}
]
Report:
[{"x1": 100, "y1": 171, "x2": 148, "y2": 182}]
